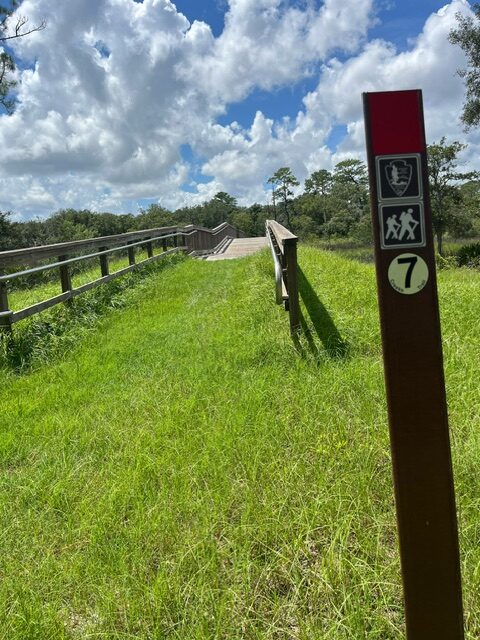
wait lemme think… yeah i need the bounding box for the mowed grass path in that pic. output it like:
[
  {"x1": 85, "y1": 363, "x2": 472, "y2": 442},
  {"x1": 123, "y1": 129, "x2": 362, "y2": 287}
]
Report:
[{"x1": 0, "y1": 247, "x2": 479, "y2": 638}]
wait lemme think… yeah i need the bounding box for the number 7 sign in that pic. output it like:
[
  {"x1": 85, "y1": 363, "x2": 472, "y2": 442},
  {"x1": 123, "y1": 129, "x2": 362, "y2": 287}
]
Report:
[
  {"x1": 363, "y1": 90, "x2": 464, "y2": 640},
  {"x1": 388, "y1": 253, "x2": 428, "y2": 294}
]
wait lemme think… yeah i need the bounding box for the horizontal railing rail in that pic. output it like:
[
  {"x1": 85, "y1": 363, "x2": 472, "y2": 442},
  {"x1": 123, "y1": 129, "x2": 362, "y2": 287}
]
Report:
[
  {"x1": 0, "y1": 227, "x2": 177, "y2": 269},
  {"x1": 0, "y1": 231, "x2": 188, "y2": 283},
  {"x1": 266, "y1": 220, "x2": 300, "y2": 333},
  {"x1": 0, "y1": 221, "x2": 245, "y2": 269},
  {"x1": 0, "y1": 222, "x2": 245, "y2": 332}
]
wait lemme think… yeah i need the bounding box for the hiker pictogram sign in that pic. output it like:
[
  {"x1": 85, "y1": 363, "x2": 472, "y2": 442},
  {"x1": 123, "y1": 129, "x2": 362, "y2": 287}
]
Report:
[
  {"x1": 376, "y1": 154, "x2": 422, "y2": 201},
  {"x1": 379, "y1": 202, "x2": 425, "y2": 249}
]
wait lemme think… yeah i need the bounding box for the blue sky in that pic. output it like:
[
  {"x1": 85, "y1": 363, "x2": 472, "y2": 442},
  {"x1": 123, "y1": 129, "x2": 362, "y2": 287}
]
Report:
[
  {"x1": 172, "y1": 0, "x2": 454, "y2": 46},
  {"x1": 173, "y1": 0, "x2": 227, "y2": 38},
  {"x1": 0, "y1": 0, "x2": 477, "y2": 217},
  {"x1": 370, "y1": 0, "x2": 458, "y2": 46}
]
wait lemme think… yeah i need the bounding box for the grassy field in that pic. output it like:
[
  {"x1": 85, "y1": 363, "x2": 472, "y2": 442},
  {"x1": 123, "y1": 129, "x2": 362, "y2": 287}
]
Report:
[
  {"x1": 312, "y1": 236, "x2": 480, "y2": 266},
  {"x1": 0, "y1": 246, "x2": 479, "y2": 638}
]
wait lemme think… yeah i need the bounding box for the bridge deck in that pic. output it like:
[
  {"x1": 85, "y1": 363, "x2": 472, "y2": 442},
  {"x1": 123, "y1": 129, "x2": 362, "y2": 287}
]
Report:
[{"x1": 206, "y1": 237, "x2": 268, "y2": 260}]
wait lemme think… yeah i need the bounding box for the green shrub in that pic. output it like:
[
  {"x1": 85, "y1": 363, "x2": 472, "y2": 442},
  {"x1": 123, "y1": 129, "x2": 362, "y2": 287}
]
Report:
[
  {"x1": 456, "y1": 242, "x2": 480, "y2": 268},
  {"x1": 436, "y1": 253, "x2": 457, "y2": 270},
  {"x1": 350, "y1": 215, "x2": 373, "y2": 245}
]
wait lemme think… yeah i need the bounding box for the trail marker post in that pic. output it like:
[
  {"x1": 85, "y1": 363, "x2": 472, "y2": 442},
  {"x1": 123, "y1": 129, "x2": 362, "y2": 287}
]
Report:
[{"x1": 363, "y1": 90, "x2": 464, "y2": 639}]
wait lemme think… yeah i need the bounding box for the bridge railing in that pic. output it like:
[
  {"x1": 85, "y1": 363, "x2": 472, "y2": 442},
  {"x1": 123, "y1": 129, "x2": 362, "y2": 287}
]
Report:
[
  {"x1": 266, "y1": 220, "x2": 300, "y2": 333},
  {"x1": 0, "y1": 221, "x2": 244, "y2": 270},
  {"x1": 0, "y1": 222, "x2": 245, "y2": 331},
  {"x1": 181, "y1": 222, "x2": 244, "y2": 252}
]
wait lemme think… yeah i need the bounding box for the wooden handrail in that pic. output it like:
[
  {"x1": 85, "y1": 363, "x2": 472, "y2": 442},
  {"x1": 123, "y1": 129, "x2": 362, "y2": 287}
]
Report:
[
  {"x1": 0, "y1": 227, "x2": 177, "y2": 268},
  {"x1": 0, "y1": 221, "x2": 246, "y2": 332},
  {"x1": 0, "y1": 231, "x2": 188, "y2": 283},
  {"x1": 266, "y1": 219, "x2": 297, "y2": 247},
  {"x1": 0, "y1": 221, "x2": 245, "y2": 269},
  {"x1": 266, "y1": 220, "x2": 300, "y2": 334}
]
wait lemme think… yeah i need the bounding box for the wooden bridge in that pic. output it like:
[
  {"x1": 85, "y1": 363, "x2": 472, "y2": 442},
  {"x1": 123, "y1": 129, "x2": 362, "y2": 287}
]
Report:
[{"x1": 0, "y1": 220, "x2": 298, "y2": 332}]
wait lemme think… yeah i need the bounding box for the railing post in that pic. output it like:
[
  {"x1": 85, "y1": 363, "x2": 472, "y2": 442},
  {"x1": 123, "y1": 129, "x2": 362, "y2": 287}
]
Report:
[
  {"x1": 173, "y1": 234, "x2": 178, "y2": 248},
  {"x1": 284, "y1": 239, "x2": 300, "y2": 334},
  {"x1": 162, "y1": 238, "x2": 167, "y2": 252},
  {"x1": 58, "y1": 255, "x2": 72, "y2": 293},
  {"x1": 127, "y1": 241, "x2": 135, "y2": 266},
  {"x1": 146, "y1": 239, "x2": 153, "y2": 258},
  {"x1": 99, "y1": 247, "x2": 109, "y2": 277},
  {"x1": 275, "y1": 252, "x2": 283, "y2": 305},
  {"x1": 0, "y1": 281, "x2": 13, "y2": 333},
  {"x1": 183, "y1": 231, "x2": 192, "y2": 253}
]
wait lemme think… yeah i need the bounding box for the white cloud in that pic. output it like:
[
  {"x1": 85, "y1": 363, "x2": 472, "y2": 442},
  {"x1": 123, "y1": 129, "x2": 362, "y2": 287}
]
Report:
[
  {"x1": 186, "y1": 0, "x2": 478, "y2": 203},
  {"x1": 311, "y1": 0, "x2": 472, "y2": 138},
  {"x1": 0, "y1": 0, "x2": 478, "y2": 218},
  {"x1": 180, "y1": 0, "x2": 374, "y2": 103}
]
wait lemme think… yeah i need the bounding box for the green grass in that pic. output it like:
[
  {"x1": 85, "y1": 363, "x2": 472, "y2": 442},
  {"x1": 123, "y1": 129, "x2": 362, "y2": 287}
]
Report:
[
  {"x1": 0, "y1": 246, "x2": 479, "y2": 638},
  {"x1": 308, "y1": 239, "x2": 375, "y2": 264},
  {"x1": 311, "y1": 236, "x2": 480, "y2": 267},
  {"x1": 1, "y1": 252, "x2": 183, "y2": 373}
]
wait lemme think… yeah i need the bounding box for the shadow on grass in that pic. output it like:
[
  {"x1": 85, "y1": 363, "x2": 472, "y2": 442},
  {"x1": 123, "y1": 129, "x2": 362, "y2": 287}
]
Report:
[{"x1": 293, "y1": 267, "x2": 349, "y2": 361}]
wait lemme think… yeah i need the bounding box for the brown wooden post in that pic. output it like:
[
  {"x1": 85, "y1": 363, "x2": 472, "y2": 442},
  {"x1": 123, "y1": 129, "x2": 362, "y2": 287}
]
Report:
[
  {"x1": 162, "y1": 238, "x2": 167, "y2": 252},
  {"x1": 99, "y1": 247, "x2": 109, "y2": 277},
  {"x1": 185, "y1": 230, "x2": 195, "y2": 251},
  {"x1": 146, "y1": 240, "x2": 153, "y2": 258},
  {"x1": 363, "y1": 89, "x2": 464, "y2": 639},
  {"x1": 284, "y1": 239, "x2": 299, "y2": 333},
  {"x1": 127, "y1": 242, "x2": 135, "y2": 266},
  {"x1": 0, "y1": 281, "x2": 13, "y2": 333},
  {"x1": 58, "y1": 255, "x2": 72, "y2": 293},
  {"x1": 192, "y1": 230, "x2": 199, "y2": 251}
]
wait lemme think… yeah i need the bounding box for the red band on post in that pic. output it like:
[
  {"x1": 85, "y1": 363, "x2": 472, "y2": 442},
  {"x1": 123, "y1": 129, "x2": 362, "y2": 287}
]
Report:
[{"x1": 366, "y1": 90, "x2": 425, "y2": 155}]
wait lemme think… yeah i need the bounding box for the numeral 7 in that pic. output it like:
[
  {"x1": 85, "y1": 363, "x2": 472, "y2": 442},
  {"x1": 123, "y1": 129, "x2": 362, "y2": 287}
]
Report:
[{"x1": 397, "y1": 256, "x2": 418, "y2": 288}]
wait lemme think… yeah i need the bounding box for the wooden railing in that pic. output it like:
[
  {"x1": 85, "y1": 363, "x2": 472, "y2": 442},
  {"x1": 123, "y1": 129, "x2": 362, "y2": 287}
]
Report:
[
  {"x1": 181, "y1": 222, "x2": 244, "y2": 253},
  {"x1": 266, "y1": 220, "x2": 300, "y2": 333},
  {"x1": 0, "y1": 221, "x2": 244, "y2": 269},
  {"x1": 0, "y1": 222, "x2": 245, "y2": 332}
]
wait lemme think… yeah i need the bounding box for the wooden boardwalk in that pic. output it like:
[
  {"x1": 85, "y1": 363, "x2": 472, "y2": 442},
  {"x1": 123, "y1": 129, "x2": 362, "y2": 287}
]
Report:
[{"x1": 206, "y1": 237, "x2": 268, "y2": 261}]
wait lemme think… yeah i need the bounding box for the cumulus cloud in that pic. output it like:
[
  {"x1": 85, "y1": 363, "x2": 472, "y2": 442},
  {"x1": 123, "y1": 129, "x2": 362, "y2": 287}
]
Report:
[
  {"x1": 181, "y1": 0, "x2": 374, "y2": 103},
  {"x1": 312, "y1": 0, "x2": 473, "y2": 144},
  {"x1": 0, "y1": 0, "x2": 477, "y2": 218},
  {"x1": 0, "y1": 0, "x2": 377, "y2": 216},
  {"x1": 191, "y1": 0, "x2": 478, "y2": 202}
]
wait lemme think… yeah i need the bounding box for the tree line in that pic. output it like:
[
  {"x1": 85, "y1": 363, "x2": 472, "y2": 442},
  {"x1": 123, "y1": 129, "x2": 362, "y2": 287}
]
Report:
[
  {"x1": 1, "y1": 138, "x2": 479, "y2": 255},
  {"x1": 266, "y1": 139, "x2": 480, "y2": 256},
  {"x1": 0, "y1": 160, "x2": 371, "y2": 252}
]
